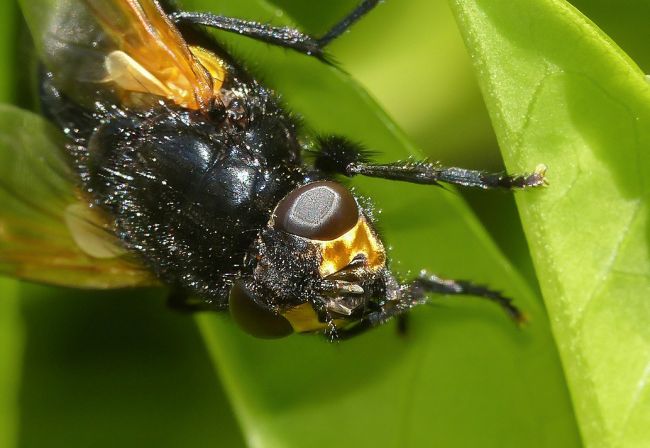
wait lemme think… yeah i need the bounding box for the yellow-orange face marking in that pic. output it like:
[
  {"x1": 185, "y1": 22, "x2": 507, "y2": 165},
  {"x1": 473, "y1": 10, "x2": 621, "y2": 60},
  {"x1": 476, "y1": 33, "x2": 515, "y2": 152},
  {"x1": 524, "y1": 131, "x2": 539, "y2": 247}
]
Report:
[
  {"x1": 282, "y1": 303, "x2": 347, "y2": 333},
  {"x1": 317, "y1": 216, "x2": 386, "y2": 277}
]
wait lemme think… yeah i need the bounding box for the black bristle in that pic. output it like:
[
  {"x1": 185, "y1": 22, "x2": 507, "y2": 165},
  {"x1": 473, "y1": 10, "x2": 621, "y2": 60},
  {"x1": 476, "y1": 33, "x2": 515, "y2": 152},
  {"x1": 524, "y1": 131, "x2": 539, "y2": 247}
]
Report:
[{"x1": 313, "y1": 136, "x2": 375, "y2": 175}]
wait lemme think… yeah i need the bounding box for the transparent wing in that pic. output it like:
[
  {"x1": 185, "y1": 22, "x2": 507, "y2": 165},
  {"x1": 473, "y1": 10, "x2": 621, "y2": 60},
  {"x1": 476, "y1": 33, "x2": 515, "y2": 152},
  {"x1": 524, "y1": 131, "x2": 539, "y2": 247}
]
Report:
[
  {"x1": 0, "y1": 105, "x2": 159, "y2": 289},
  {"x1": 19, "y1": 0, "x2": 217, "y2": 110}
]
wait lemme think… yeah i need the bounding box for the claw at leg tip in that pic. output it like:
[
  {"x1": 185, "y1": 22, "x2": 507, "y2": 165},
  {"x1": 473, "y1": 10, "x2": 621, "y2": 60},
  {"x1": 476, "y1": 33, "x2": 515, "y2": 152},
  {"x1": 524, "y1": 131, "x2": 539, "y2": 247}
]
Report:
[
  {"x1": 515, "y1": 311, "x2": 530, "y2": 327},
  {"x1": 534, "y1": 163, "x2": 549, "y2": 187}
]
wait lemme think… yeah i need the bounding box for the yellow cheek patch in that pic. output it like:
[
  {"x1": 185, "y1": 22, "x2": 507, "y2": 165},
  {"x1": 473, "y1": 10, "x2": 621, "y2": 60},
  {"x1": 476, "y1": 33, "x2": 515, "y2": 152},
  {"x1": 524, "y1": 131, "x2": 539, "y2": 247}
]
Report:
[
  {"x1": 317, "y1": 217, "x2": 386, "y2": 277},
  {"x1": 282, "y1": 303, "x2": 347, "y2": 333}
]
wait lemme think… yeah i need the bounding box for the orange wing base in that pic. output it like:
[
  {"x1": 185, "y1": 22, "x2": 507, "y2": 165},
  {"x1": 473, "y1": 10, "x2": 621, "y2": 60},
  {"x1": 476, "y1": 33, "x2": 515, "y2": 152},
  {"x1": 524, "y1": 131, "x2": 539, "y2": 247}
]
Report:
[{"x1": 86, "y1": 0, "x2": 225, "y2": 111}]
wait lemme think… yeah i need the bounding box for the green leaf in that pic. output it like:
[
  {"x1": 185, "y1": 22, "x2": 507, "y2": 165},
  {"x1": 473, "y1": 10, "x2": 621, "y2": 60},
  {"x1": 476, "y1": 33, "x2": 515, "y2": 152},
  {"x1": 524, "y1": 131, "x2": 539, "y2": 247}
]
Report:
[
  {"x1": 568, "y1": 0, "x2": 650, "y2": 74},
  {"x1": 183, "y1": 0, "x2": 580, "y2": 446},
  {"x1": 0, "y1": 2, "x2": 23, "y2": 448},
  {"x1": 15, "y1": 285, "x2": 244, "y2": 448},
  {"x1": 449, "y1": 0, "x2": 650, "y2": 446},
  {"x1": 0, "y1": 279, "x2": 22, "y2": 448},
  {"x1": 0, "y1": 1, "x2": 16, "y2": 105}
]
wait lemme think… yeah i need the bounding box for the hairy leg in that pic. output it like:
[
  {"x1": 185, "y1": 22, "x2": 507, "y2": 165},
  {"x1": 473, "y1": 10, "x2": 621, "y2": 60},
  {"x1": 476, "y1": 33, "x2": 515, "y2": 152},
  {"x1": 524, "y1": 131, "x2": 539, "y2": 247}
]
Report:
[{"x1": 171, "y1": 0, "x2": 380, "y2": 63}]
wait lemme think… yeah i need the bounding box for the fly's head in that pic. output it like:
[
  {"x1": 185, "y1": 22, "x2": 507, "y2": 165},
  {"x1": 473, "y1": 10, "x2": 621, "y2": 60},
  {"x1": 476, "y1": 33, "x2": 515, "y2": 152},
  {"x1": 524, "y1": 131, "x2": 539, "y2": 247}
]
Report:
[{"x1": 228, "y1": 180, "x2": 398, "y2": 338}]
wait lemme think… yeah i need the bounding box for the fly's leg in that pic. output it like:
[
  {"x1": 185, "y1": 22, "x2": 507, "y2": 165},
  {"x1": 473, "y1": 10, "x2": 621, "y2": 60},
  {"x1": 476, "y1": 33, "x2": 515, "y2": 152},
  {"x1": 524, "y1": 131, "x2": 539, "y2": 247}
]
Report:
[
  {"x1": 408, "y1": 272, "x2": 526, "y2": 324},
  {"x1": 335, "y1": 271, "x2": 525, "y2": 340},
  {"x1": 170, "y1": 0, "x2": 380, "y2": 62},
  {"x1": 347, "y1": 161, "x2": 547, "y2": 190},
  {"x1": 314, "y1": 136, "x2": 547, "y2": 190},
  {"x1": 396, "y1": 314, "x2": 409, "y2": 336}
]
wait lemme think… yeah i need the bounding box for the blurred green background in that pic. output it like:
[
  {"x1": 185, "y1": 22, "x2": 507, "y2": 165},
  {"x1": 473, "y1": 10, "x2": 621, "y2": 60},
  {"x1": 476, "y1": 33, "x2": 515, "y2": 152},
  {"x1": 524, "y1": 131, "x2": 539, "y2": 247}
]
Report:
[{"x1": 1, "y1": 0, "x2": 648, "y2": 447}]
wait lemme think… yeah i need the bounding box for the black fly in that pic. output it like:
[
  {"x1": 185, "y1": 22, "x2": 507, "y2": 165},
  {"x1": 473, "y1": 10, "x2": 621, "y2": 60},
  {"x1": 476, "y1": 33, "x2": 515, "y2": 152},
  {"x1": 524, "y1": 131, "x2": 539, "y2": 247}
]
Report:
[{"x1": 4, "y1": 0, "x2": 546, "y2": 339}]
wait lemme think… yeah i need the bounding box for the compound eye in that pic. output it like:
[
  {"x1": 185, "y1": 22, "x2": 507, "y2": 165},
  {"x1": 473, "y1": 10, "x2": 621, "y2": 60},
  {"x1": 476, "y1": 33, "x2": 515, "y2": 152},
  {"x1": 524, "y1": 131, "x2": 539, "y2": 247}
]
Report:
[
  {"x1": 228, "y1": 281, "x2": 294, "y2": 339},
  {"x1": 273, "y1": 181, "x2": 359, "y2": 240}
]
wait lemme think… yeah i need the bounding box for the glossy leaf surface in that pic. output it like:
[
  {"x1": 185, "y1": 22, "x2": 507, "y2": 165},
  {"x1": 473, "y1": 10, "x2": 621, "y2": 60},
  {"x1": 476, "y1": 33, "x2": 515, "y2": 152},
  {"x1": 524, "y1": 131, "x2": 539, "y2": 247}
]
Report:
[{"x1": 450, "y1": 0, "x2": 650, "y2": 446}]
